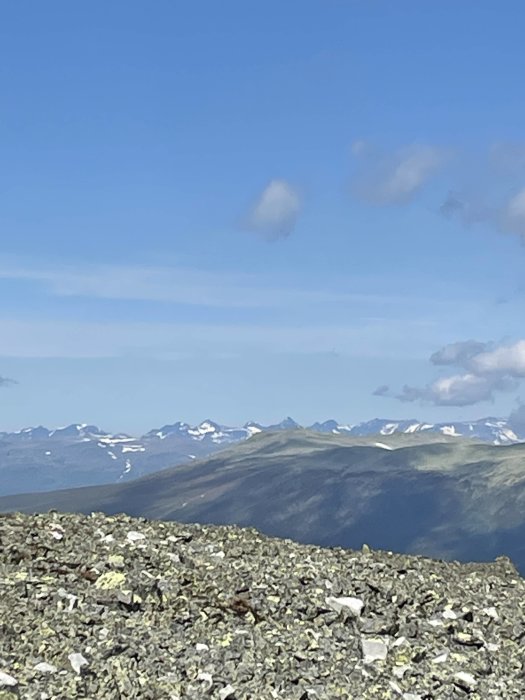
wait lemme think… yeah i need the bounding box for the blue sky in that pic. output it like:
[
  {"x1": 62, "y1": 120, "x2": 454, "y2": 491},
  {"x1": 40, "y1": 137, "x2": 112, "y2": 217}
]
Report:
[{"x1": 1, "y1": 1, "x2": 525, "y2": 433}]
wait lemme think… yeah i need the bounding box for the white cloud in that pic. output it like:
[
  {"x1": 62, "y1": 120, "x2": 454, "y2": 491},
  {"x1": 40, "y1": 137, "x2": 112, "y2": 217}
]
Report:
[
  {"x1": 397, "y1": 373, "x2": 511, "y2": 407},
  {"x1": 244, "y1": 179, "x2": 301, "y2": 239},
  {"x1": 352, "y1": 143, "x2": 448, "y2": 205},
  {"x1": 470, "y1": 340, "x2": 525, "y2": 377},
  {"x1": 390, "y1": 338, "x2": 525, "y2": 407}
]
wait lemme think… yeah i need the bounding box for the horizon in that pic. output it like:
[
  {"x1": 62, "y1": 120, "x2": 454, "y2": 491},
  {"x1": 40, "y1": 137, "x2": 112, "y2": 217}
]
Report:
[
  {"x1": 1, "y1": 2, "x2": 524, "y2": 431},
  {"x1": 2, "y1": 411, "x2": 516, "y2": 437}
]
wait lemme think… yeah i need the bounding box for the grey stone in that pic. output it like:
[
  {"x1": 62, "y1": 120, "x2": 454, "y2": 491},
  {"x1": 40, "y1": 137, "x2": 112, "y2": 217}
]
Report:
[{"x1": 0, "y1": 511, "x2": 524, "y2": 698}]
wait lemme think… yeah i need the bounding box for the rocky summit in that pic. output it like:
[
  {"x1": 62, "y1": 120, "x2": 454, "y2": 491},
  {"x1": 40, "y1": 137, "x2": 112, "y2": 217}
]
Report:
[{"x1": 0, "y1": 513, "x2": 524, "y2": 699}]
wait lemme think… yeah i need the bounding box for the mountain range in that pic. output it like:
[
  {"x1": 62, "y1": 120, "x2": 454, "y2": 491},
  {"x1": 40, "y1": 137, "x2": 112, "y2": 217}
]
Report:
[
  {"x1": 0, "y1": 415, "x2": 522, "y2": 497},
  {"x1": 3, "y1": 429, "x2": 525, "y2": 573}
]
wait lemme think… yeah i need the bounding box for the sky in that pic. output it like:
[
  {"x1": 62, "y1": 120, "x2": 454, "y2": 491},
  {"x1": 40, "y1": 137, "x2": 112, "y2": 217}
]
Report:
[{"x1": 1, "y1": 1, "x2": 525, "y2": 433}]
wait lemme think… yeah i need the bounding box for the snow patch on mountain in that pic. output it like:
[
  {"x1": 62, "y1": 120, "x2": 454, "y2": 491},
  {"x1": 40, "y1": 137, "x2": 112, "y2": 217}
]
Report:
[
  {"x1": 2, "y1": 415, "x2": 523, "y2": 466},
  {"x1": 374, "y1": 442, "x2": 394, "y2": 450}
]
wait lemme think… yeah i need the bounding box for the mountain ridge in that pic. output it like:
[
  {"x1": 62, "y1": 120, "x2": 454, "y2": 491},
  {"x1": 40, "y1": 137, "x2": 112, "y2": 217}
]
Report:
[
  {"x1": 0, "y1": 415, "x2": 521, "y2": 498},
  {"x1": 4, "y1": 414, "x2": 523, "y2": 444}
]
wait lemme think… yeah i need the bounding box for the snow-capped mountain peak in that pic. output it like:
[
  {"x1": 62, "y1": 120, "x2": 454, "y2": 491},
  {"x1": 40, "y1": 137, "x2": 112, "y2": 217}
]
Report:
[{"x1": 0, "y1": 414, "x2": 523, "y2": 499}]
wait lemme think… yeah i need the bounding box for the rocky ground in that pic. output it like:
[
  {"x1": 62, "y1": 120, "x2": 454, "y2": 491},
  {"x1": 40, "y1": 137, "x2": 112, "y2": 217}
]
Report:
[{"x1": 0, "y1": 511, "x2": 524, "y2": 699}]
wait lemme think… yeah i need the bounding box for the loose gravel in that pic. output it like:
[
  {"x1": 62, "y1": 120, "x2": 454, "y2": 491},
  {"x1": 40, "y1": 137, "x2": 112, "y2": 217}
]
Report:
[{"x1": 0, "y1": 511, "x2": 524, "y2": 699}]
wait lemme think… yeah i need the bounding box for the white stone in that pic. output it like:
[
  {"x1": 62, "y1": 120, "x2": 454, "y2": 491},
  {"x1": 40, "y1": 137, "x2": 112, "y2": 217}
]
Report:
[
  {"x1": 0, "y1": 671, "x2": 17, "y2": 687},
  {"x1": 33, "y1": 662, "x2": 58, "y2": 674},
  {"x1": 219, "y1": 685, "x2": 236, "y2": 700},
  {"x1": 195, "y1": 643, "x2": 209, "y2": 652},
  {"x1": 483, "y1": 606, "x2": 499, "y2": 620},
  {"x1": 389, "y1": 680, "x2": 403, "y2": 694},
  {"x1": 392, "y1": 665, "x2": 409, "y2": 678},
  {"x1": 392, "y1": 636, "x2": 407, "y2": 647},
  {"x1": 126, "y1": 530, "x2": 146, "y2": 542},
  {"x1": 454, "y1": 671, "x2": 477, "y2": 689},
  {"x1": 442, "y1": 608, "x2": 458, "y2": 620},
  {"x1": 361, "y1": 637, "x2": 389, "y2": 663},
  {"x1": 325, "y1": 595, "x2": 364, "y2": 616},
  {"x1": 428, "y1": 617, "x2": 444, "y2": 627},
  {"x1": 68, "y1": 653, "x2": 88, "y2": 675},
  {"x1": 431, "y1": 652, "x2": 448, "y2": 664},
  {"x1": 196, "y1": 671, "x2": 213, "y2": 688}
]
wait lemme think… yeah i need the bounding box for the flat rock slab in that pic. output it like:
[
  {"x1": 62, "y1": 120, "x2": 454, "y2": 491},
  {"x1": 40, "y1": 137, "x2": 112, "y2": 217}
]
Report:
[{"x1": 0, "y1": 511, "x2": 524, "y2": 699}]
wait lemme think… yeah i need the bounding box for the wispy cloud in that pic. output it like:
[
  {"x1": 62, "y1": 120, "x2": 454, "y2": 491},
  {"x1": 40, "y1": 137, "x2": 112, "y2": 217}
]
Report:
[
  {"x1": 437, "y1": 143, "x2": 525, "y2": 242},
  {"x1": 0, "y1": 316, "x2": 442, "y2": 361},
  {"x1": 372, "y1": 384, "x2": 390, "y2": 397},
  {"x1": 439, "y1": 191, "x2": 494, "y2": 227},
  {"x1": 0, "y1": 259, "x2": 472, "y2": 315},
  {"x1": 352, "y1": 142, "x2": 449, "y2": 205},
  {"x1": 430, "y1": 340, "x2": 489, "y2": 367},
  {"x1": 440, "y1": 188, "x2": 525, "y2": 241},
  {"x1": 0, "y1": 376, "x2": 16, "y2": 387},
  {"x1": 243, "y1": 179, "x2": 302, "y2": 239},
  {"x1": 0, "y1": 260, "x2": 363, "y2": 309},
  {"x1": 384, "y1": 338, "x2": 525, "y2": 407}
]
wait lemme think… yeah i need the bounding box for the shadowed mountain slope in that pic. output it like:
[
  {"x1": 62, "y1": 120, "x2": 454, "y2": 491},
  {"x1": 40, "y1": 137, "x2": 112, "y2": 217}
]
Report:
[{"x1": 2, "y1": 430, "x2": 525, "y2": 572}]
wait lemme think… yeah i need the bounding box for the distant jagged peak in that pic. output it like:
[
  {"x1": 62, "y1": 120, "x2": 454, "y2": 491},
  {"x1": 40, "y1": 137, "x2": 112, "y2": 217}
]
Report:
[
  {"x1": 309, "y1": 419, "x2": 353, "y2": 434},
  {"x1": 10, "y1": 424, "x2": 109, "y2": 441},
  {"x1": 49, "y1": 424, "x2": 108, "y2": 439},
  {"x1": 3, "y1": 414, "x2": 524, "y2": 446},
  {"x1": 265, "y1": 416, "x2": 302, "y2": 431}
]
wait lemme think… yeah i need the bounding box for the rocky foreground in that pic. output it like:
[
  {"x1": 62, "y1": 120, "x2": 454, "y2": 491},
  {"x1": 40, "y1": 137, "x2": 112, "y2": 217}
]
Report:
[{"x1": 0, "y1": 513, "x2": 524, "y2": 699}]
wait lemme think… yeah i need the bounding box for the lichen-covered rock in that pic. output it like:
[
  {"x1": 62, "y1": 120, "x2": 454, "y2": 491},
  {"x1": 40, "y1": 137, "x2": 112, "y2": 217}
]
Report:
[{"x1": 0, "y1": 511, "x2": 524, "y2": 698}]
